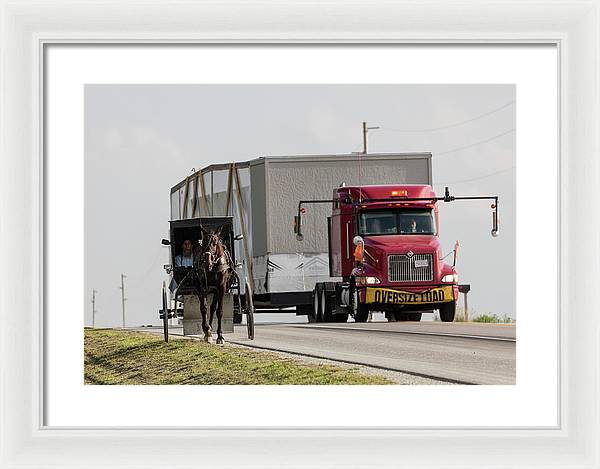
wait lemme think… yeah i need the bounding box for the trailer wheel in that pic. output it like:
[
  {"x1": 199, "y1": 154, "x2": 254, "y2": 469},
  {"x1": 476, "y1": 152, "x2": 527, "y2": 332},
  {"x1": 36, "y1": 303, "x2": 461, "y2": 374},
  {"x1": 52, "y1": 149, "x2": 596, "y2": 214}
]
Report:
[
  {"x1": 307, "y1": 291, "x2": 318, "y2": 323},
  {"x1": 312, "y1": 284, "x2": 323, "y2": 322},
  {"x1": 408, "y1": 312, "x2": 422, "y2": 322},
  {"x1": 320, "y1": 287, "x2": 334, "y2": 322},
  {"x1": 439, "y1": 302, "x2": 456, "y2": 322}
]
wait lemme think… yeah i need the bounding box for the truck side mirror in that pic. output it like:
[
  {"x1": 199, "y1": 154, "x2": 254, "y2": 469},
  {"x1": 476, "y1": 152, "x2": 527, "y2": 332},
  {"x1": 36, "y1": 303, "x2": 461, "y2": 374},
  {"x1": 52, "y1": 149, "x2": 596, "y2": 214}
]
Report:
[
  {"x1": 491, "y1": 202, "x2": 499, "y2": 237},
  {"x1": 234, "y1": 234, "x2": 244, "y2": 241},
  {"x1": 294, "y1": 215, "x2": 303, "y2": 241},
  {"x1": 161, "y1": 239, "x2": 171, "y2": 246}
]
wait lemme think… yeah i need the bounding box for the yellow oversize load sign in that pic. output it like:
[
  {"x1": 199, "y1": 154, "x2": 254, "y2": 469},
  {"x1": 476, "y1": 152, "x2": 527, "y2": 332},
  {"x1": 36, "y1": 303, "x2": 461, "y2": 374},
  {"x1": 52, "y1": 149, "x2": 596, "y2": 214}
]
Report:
[{"x1": 365, "y1": 285, "x2": 454, "y2": 305}]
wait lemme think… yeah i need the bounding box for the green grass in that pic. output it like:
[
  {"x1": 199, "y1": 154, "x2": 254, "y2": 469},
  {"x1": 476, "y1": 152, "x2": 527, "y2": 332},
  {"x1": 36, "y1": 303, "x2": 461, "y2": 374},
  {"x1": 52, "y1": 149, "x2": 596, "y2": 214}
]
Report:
[
  {"x1": 472, "y1": 313, "x2": 513, "y2": 324},
  {"x1": 84, "y1": 328, "x2": 392, "y2": 385}
]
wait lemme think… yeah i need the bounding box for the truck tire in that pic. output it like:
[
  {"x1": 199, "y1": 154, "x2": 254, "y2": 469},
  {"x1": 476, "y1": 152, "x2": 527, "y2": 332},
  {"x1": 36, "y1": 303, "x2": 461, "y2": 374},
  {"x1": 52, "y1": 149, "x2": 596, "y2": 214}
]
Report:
[
  {"x1": 320, "y1": 286, "x2": 334, "y2": 322},
  {"x1": 350, "y1": 280, "x2": 369, "y2": 323},
  {"x1": 394, "y1": 312, "x2": 408, "y2": 321},
  {"x1": 439, "y1": 302, "x2": 456, "y2": 322},
  {"x1": 295, "y1": 304, "x2": 314, "y2": 323},
  {"x1": 333, "y1": 313, "x2": 349, "y2": 323},
  {"x1": 311, "y1": 284, "x2": 323, "y2": 323},
  {"x1": 408, "y1": 312, "x2": 422, "y2": 322}
]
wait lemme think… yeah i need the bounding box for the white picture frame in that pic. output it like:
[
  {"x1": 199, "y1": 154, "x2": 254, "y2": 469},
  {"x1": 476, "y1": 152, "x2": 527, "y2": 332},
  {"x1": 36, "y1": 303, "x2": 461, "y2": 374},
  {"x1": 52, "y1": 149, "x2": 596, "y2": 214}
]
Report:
[{"x1": 1, "y1": 1, "x2": 599, "y2": 467}]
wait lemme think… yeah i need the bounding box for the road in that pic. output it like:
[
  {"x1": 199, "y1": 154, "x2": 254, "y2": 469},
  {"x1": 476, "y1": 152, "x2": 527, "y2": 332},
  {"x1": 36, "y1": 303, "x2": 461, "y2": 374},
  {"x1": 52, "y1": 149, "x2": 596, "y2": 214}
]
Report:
[{"x1": 135, "y1": 321, "x2": 515, "y2": 385}]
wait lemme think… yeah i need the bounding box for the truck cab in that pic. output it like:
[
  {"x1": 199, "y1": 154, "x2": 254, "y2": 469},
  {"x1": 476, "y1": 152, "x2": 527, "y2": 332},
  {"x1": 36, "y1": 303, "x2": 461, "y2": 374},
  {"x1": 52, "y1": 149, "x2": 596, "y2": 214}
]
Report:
[{"x1": 329, "y1": 184, "x2": 458, "y2": 322}]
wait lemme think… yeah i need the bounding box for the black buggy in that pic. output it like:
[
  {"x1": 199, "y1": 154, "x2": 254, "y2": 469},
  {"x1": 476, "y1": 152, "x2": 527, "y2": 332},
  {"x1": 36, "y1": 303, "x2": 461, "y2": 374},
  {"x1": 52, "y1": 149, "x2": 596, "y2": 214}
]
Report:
[{"x1": 159, "y1": 216, "x2": 255, "y2": 342}]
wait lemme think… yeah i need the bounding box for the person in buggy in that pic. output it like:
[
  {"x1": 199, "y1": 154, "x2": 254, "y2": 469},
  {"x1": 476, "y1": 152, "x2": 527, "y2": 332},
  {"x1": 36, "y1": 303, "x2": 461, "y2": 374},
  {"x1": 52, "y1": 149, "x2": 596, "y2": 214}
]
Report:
[{"x1": 175, "y1": 239, "x2": 194, "y2": 267}]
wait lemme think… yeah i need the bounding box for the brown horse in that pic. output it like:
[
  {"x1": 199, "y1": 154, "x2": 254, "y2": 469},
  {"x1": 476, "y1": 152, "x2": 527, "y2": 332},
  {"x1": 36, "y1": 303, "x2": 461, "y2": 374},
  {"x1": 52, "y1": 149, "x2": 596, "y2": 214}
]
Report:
[{"x1": 193, "y1": 227, "x2": 235, "y2": 344}]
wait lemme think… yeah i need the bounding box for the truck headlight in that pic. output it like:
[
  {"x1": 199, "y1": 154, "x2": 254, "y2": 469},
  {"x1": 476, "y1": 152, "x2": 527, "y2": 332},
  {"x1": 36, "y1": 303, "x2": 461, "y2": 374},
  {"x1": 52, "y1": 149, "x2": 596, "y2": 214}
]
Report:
[
  {"x1": 356, "y1": 276, "x2": 381, "y2": 286},
  {"x1": 442, "y1": 274, "x2": 458, "y2": 283}
]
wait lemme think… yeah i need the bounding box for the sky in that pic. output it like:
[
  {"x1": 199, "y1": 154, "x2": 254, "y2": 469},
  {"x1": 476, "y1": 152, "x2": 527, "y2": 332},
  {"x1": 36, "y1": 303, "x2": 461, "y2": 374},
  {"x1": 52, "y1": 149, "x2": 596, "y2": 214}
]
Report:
[{"x1": 85, "y1": 84, "x2": 515, "y2": 327}]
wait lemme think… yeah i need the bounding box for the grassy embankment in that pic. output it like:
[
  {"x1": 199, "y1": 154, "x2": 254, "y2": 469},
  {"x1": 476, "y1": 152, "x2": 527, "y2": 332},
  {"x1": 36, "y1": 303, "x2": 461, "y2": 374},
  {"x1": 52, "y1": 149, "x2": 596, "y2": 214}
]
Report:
[
  {"x1": 84, "y1": 328, "x2": 392, "y2": 385},
  {"x1": 435, "y1": 307, "x2": 514, "y2": 323}
]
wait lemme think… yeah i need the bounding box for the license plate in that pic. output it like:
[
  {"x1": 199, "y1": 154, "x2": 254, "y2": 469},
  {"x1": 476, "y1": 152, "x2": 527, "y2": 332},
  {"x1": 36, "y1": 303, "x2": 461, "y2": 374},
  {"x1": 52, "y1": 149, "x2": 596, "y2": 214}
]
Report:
[
  {"x1": 365, "y1": 286, "x2": 454, "y2": 305},
  {"x1": 414, "y1": 259, "x2": 429, "y2": 268}
]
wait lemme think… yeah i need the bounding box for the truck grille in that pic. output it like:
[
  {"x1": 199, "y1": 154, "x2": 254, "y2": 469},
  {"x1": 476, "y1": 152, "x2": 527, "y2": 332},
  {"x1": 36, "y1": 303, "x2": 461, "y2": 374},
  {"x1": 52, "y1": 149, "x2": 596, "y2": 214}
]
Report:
[{"x1": 388, "y1": 254, "x2": 434, "y2": 282}]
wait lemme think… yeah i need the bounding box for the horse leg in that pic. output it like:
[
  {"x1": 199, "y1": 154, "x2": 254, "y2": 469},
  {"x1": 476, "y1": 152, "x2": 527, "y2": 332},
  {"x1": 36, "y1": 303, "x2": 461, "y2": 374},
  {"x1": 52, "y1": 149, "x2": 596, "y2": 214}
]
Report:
[
  {"x1": 200, "y1": 294, "x2": 212, "y2": 343},
  {"x1": 216, "y1": 285, "x2": 225, "y2": 345},
  {"x1": 208, "y1": 291, "x2": 218, "y2": 342}
]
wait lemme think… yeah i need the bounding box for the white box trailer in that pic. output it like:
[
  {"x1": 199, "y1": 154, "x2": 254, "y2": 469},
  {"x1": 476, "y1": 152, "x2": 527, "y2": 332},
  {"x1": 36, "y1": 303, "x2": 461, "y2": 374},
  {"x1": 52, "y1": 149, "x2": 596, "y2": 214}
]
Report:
[{"x1": 170, "y1": 153, "x2": 432, "y2": 314}]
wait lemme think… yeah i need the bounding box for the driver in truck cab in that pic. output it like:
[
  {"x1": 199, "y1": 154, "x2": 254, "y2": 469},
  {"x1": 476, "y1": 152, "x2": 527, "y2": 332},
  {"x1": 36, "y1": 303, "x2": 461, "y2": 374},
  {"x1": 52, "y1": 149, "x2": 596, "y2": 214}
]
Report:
[{"x1": 409, "y1": 218, "x2": 418, "y2": 233}]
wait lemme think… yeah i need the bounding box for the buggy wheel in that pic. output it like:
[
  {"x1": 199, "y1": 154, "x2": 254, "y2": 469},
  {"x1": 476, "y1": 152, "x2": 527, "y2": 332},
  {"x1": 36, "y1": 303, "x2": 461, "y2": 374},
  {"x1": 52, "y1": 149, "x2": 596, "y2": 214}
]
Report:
[
  {"x1": 162, "y1": 282, "x2": 169, "y2": 343},
  {"x1": 233, "y1": 280, "x2": 243, "y2": 324},
  {"x1": 245, "y1": 281, "x2": 255, "y2": 340}
]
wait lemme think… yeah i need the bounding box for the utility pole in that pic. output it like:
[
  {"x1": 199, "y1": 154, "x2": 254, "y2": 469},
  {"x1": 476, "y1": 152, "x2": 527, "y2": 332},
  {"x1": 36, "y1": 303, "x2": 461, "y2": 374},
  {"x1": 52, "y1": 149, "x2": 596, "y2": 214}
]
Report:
[
  {"x1": 119, "y1": 274, "x2": 127, "y2": 328},
  {"x1": 91, "y1": 289, "x2": 97, "y2": 328},
  {"x1": 362, "y1": 121, "x2": 380, "y2": 154}
]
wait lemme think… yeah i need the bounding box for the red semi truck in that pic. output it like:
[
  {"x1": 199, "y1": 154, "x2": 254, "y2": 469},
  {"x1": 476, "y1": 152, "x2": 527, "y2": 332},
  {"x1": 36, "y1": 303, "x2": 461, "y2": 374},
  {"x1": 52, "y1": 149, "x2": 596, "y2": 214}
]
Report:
[{"x1": 295, "y1": 184, "x2": 498, "y2": 323}]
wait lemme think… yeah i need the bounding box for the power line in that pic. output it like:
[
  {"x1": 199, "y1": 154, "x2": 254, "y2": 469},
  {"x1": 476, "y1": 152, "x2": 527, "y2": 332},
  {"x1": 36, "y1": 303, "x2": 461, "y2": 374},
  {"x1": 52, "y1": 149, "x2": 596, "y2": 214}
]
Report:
[
  {"x1": 379, "y1": 100, "x2": 515, "y2": 133},
  {"x1": 434, "y1": 128, "x2": 515, "y2": 157},
  {"x1": 434, "y1": 165, "x2": 515, "y2": 185}
]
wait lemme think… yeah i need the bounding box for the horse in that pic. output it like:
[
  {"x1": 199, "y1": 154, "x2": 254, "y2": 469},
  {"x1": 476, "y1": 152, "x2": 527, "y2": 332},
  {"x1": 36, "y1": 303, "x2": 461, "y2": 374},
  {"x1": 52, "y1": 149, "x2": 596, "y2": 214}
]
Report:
[{"x1": 192, "y1": 227, "x2": 235, "y2": 344}]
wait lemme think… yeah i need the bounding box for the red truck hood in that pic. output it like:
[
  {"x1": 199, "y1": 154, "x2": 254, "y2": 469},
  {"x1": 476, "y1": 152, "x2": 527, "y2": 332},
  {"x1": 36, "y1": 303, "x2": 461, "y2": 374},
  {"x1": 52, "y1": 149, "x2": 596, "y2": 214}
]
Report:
[{"x1": 363, "y1": 234, "x2": 440, "y2": 254}]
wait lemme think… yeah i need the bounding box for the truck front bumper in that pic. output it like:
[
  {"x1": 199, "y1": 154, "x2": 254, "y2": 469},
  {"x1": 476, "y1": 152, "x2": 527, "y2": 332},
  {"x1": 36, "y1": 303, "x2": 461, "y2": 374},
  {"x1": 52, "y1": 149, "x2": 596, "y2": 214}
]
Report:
[{"x1": 360, "y1": 284, "x2": 457, "y2": 306}]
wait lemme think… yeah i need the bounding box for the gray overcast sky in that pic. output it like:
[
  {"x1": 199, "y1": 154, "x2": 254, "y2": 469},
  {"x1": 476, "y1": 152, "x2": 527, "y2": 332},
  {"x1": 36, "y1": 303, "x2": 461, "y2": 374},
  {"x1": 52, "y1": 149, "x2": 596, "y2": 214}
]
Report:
[{"x1": 85, "y1": 84, "x2": 515, "y2": 327}]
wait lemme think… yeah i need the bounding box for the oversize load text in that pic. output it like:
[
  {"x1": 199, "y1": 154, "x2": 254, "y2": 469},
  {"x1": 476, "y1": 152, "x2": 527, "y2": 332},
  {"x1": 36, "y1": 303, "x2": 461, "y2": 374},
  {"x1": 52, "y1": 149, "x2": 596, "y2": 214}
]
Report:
[{"x1": 366, "y1": 286, "x2": 453, "y2": 305}]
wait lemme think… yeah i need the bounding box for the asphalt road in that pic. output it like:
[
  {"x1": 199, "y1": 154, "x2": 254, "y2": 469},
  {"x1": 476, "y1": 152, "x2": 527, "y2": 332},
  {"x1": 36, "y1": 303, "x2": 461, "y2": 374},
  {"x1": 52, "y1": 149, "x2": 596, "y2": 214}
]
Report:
[{"x1": 136, "y1": 321, "x2": 515, "y2": 385}]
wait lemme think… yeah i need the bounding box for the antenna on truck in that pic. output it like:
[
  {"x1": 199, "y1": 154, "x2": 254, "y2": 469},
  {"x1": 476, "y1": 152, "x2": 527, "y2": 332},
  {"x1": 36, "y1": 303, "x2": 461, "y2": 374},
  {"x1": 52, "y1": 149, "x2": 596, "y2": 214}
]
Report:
[{"x1": 358, "y1": 122, "x2": 380, "y2": 203}]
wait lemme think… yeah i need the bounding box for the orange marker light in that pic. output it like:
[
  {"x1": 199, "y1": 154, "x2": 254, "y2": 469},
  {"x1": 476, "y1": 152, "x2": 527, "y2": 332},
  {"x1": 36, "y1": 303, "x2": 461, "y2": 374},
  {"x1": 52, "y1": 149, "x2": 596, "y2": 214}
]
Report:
[{"x1": 391, "y1": 190, "x2": 408, "y2": 197}]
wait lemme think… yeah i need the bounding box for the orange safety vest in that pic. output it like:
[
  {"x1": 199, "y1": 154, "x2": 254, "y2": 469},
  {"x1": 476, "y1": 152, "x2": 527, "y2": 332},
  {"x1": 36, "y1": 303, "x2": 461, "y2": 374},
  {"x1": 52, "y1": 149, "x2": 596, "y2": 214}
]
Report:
[{"x1": 353, "y1": 243, "x2": 364, "y2": 263}]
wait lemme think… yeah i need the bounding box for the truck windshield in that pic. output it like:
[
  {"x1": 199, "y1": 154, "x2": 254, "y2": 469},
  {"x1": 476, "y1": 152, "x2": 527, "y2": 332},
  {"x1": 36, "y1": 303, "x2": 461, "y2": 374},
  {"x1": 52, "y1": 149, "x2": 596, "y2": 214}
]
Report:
[{"x1": 358, "y1": 209, "x2": 436, "y2": 235}]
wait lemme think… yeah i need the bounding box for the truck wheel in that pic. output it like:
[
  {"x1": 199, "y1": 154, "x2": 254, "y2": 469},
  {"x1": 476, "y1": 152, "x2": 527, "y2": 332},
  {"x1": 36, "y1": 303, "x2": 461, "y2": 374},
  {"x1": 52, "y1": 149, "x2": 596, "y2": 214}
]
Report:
[
  {"x1": 321, "y1": 287, "x2": 334, "y2": 322},
  {"x1": 354, "y1": 305, "x2": 369, "y2": 323},
  {"x1": 408, "y1": 312, "x2": 422, "y2": 321},
  {"x1": 311, "y1": 284, "x2": 323, "y2": 323},
  {"x1": 333, "y1": 313, "x2": 349, "y2": 323},
  {"x1": 439, "y1": 302, "x2": 456, "y2": 322},
  {"x1": 351, "y1": 281, "x2": 369, "y2": 323},
  {"x1": 394, "y1": 312, "x2": 408, "y2": 321}
]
